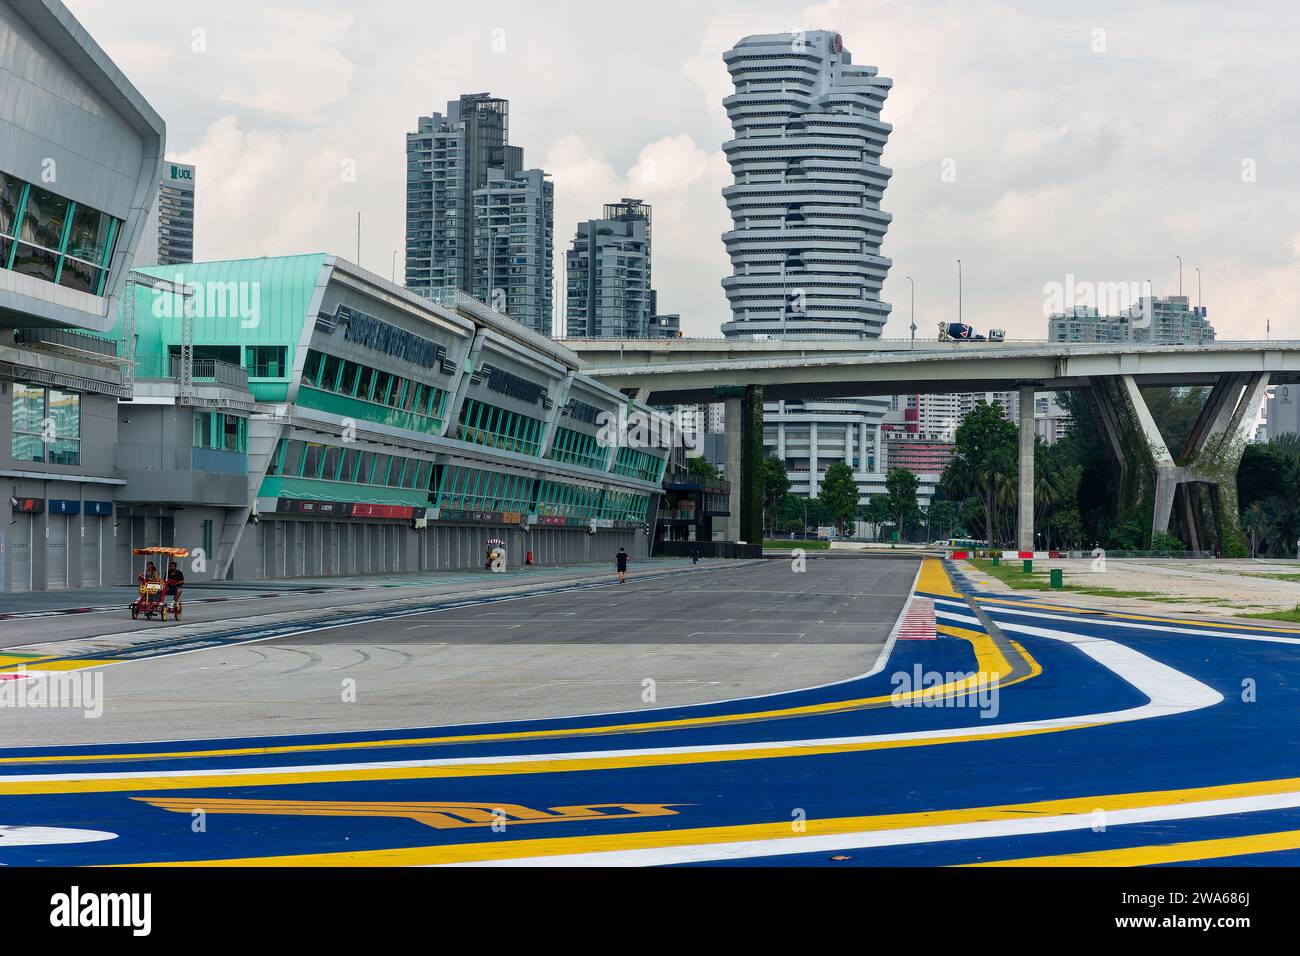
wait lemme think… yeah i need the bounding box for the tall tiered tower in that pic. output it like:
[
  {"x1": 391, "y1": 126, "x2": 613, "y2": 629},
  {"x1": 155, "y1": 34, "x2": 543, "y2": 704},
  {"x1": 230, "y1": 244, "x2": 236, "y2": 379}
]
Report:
[{"x1": 720, "y1": 31, "x2": 895, "y2": 498}]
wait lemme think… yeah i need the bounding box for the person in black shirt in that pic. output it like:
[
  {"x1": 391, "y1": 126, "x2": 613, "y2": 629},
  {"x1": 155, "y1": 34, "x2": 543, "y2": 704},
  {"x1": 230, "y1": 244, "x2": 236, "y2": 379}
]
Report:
[
  {"x1": 166, "y1": 561, "x2": 185, "y2": 615},
  {"x1": 615, "y1": 547, "x2": 629, "y2": 584}
]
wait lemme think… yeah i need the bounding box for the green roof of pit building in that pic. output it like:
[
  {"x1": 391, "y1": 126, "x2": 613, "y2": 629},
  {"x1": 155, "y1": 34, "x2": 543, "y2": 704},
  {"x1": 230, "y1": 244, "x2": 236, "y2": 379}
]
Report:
[{"x1": 115, "y1": 253, "x2": 328, "y2": 402}]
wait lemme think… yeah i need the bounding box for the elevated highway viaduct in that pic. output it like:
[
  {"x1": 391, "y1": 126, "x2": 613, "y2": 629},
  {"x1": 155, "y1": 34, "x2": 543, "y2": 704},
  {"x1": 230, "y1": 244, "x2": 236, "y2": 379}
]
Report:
[{"x1": 564, "y1": 338, "x2": 1300, "y2": 554}]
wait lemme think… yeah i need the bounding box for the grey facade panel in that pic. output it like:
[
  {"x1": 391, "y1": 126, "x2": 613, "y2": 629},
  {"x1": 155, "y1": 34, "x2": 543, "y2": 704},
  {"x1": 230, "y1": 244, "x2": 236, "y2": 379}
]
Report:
[{"x1": 0, "y1": 0, "x2": 165, "y2": 334}]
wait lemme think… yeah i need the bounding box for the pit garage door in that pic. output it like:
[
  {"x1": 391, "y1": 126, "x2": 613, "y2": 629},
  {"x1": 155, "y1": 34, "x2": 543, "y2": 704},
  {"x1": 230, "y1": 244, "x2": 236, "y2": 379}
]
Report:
[
  {"x1": 46, "y1": 514, "x2": 68, "y2": 589},
  {"x1": 81, "y1": 515, "x2": 102, "y2": 587},
  {"x1": 8, "y1": 515, "x2": 31, "y2": 591}
]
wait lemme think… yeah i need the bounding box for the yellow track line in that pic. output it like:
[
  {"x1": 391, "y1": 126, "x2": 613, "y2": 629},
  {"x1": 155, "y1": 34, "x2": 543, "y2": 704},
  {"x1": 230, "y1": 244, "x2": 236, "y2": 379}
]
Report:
[
  {"x1": 115, "y1": 774, "x2": 1300, "y2": 867},
  {"x1": 2, "y1": 561, "x2": 1036, "y2": 768},
  {"x1": 962, "y1": 828, "x2": 1300, "y2": 867},
  {"x1": 0, "y1": 655, "x2": 118, "y2": 671},
  {"x1": 4, "y1": 724, "x2": 1073, "y2": 797},
  {"x1": 917, "y1": 559, "x2": 959, "y2": 597}
]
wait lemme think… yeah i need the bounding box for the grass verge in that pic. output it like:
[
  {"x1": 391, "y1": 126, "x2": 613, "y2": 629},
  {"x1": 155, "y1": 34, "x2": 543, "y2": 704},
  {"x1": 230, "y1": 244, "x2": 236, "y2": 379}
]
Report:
[
  {"x1": 968, "y1": 559, "x2": 1171, "y2": 600},
  {"x1": 1243, "y1": 606, "x2": 1300, "y2": 624},
  {"x1": 763, "y1": 539, "x2": 831, "y2": 551}
]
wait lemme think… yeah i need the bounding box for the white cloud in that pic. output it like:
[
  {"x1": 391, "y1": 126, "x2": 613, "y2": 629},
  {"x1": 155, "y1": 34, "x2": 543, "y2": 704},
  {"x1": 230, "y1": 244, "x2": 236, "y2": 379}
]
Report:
[{"x1": 66, "y1": 0, "x2": 1300, "y2": 341}]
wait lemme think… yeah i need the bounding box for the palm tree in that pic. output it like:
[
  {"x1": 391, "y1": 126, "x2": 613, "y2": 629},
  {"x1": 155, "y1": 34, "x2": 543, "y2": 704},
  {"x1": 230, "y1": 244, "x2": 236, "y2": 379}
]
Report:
[
  {"x1": 1272, "y1": 432, "x2": 1300, "y2": 464},
  {"x1": 1264, "y1": 496, "x2": 1300, "y2": 558},
  {"x1": 1035, "y1": 470, "x2": 1059, "y2": 548},
  {"x1": 973, "y1": 459, "x2": 1000, "y2": 545},
  {"x1": 1243, "y1": 502, "x2": 1267, "y2": 558}
]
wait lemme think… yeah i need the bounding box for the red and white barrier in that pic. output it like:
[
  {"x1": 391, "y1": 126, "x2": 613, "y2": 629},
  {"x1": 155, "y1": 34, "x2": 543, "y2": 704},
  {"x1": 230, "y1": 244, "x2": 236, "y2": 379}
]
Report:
[{"x1": 945, "y1": 550, "x2": 1064, "y2": 560}]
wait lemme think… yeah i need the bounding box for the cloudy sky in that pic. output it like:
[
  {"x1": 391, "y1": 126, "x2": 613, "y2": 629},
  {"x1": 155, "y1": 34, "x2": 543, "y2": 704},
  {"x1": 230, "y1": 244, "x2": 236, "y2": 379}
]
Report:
[{"x1": 68, "y1": 0, "x2": 1300, "y2": 340}]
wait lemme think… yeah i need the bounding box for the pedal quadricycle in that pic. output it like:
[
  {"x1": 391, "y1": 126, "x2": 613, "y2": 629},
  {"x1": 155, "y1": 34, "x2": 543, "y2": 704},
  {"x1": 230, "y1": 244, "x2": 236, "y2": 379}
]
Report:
[{"x1": 130, "y1": 546, "x2": 189, "y2": 621}]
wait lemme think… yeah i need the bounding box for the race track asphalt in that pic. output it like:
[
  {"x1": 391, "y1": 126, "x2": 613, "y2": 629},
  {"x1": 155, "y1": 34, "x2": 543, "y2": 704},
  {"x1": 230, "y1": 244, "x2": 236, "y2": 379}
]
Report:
[{"x1": 0, "y1": 555, "x2": 919, "y2": 745}]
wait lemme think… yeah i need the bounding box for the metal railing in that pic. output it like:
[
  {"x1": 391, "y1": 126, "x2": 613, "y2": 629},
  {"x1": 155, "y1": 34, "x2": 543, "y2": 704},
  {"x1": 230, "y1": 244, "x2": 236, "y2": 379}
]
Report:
[
  {"x1": 191, "y1": 446, "x2": 247, "y2": 475},
  {"x1": 13, "y1": 327, "x2": 119, "y2": 358},
  {"x1": 115, "y1": 444, "x2": 188, "y2": 470},
  {"x1": 561, "y1": 336, "x2": 1300, "y2": 348},
  {"x1": 1062, "y1": 549, "x2": 1215, "y2": 560},
  {"x1": 114, "y1": 444, "x2": 247, "y2": 474},
  {"x1": 134, "y1": 355, "x2": 249, "y2": 389}
]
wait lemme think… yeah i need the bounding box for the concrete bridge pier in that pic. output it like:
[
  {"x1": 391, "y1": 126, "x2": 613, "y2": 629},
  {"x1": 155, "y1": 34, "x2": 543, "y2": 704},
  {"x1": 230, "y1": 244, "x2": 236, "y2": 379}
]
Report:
[
  {"x1": 1088, "y1": 371, "x2": 1269, "y2": 552},
  {"x1": 721, "y1": 385, "x2": 765, "y2": 543},
  {"x1": 1018, "y1": 385, "x2": 1035, "y2": 551},
  {"x1": 724, "y1": 394, "x2": 743, "y2": 542}
]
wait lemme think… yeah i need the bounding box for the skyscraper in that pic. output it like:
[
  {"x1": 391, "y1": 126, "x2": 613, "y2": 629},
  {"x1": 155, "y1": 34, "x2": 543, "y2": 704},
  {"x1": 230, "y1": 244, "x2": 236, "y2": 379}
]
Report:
[
  {"x1": 138, "y1": 161, "x2": 195, "y2": 266},
  {"x1": 565, "y1": 198, "x2": 654, "y2": 338},
  {"x1": 472, "y1": 168, "x2": 554, "y2": 336},
  {"x1": 720, "y1": 31, "x2": 894, "y2": 501},
  {"x1": 405, "y1": 94, "x2": 521, "y2": 299}
]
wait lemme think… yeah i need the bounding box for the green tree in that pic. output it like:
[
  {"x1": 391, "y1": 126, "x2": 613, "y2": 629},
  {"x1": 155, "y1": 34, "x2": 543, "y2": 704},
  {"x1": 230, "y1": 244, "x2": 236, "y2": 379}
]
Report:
[
  {"x1": 780, "y1": 494, "x2": 824, "y2": 534},
  {"x1": 862, "y1": 496, "x2": 890, "y2": 541},
  {"x1": 819, "y1": 462, "x2": 860, "y2": 537},
  {"x1": 1243, "y1": 502, "x2": 1267, "y2": 558},
  {"x1": 959, "y1": 496, "x2": 985, "y2": 538},
  {"x1": 943, "y1": 402, "x2": 1019, "y2": 547},
  {"x1": 884, "y1": 467, "x2": 921, "y2": 539},
  {"x1": 687, "y1": 455, "x2": 720, "y2": 481},
  {"x1": 1140, "y1": 386, "x2": 1209, "y2": 461},
  {"x1": 1150, "y1": 530, "x2": 1187, "y2": 553},
  {"x1": 928, "y1": 499, "x2": 959, "y2": 540},
  {"x1": 761, "y1": 457, "x2": 791, "y2": 535},
  {"x1": 1239, "y1": 443, "x2": 1287, "y2": 511},
  {"x1": 1264, "y1": 496, "x2": 1300, "y2": 558},
  {"x1": 1238, "y1": 435, "x2": 1300, "y2": 556}
]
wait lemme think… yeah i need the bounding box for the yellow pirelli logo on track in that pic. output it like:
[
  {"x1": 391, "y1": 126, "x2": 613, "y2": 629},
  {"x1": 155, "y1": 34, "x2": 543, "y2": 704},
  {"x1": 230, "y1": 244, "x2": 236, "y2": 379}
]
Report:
[{"x1": 134, "y1": 797, "x2": 687, "y2": 830}]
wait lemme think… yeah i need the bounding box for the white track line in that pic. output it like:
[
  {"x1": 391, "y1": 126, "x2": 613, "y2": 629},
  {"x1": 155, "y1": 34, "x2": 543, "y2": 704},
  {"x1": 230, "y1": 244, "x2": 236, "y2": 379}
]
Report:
[
  {"x1": 944, "y1": 598, "x2": 1300, "y2": 646},
  {"x1": 935, "y1": 607, "x2": 1223, "y2": 718},
  {"x1": 447, "y1": 789, "x2": 1300, "y2": 867}
]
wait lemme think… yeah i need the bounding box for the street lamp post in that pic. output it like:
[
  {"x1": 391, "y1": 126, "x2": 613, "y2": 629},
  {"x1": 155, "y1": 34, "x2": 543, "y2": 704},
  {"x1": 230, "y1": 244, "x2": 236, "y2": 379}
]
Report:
[
  {"x1": 957, "y1": 259, "x2": 962, "y2": 326},
  {"x1": 906, "y1": 275, "x2": 915, "y2": 350}
]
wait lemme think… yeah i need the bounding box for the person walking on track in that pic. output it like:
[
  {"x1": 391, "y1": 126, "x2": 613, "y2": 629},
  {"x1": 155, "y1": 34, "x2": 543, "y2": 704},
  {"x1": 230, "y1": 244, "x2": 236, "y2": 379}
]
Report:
[{"x1": 615, "y1": 546, "x2": 629, "y2": 584}]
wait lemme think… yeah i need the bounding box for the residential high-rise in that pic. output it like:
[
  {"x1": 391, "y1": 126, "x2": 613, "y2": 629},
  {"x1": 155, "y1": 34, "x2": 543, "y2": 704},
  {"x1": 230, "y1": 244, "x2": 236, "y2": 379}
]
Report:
[
  {"x1": 1048, "y1": 296, "x2": 1215, "y2": 344},
  {"x1": 565, "y1": 198, "x2": 653, "y2": 338},
  {"x1": 1033, "y1": 393, "x2": 1072, "y2": 445},
  {"x1": 958, "y1": 390, "x2": 1020, "y2": 423},
  {"x1": 138, "y1": 161, "x2": 194, "y2": 265},
  {"x1": 651, "y1": 313, "x2": 681, "y2": 337},
  {"x1": 471, "y1": 168, "x2": 553, "y2": 336},
  {"x1": 405, "y1": 94, "x2": 520, "y2": 299},
  {"x1": 720, "y1": 32, "x2": 894, "y2": 503}
]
